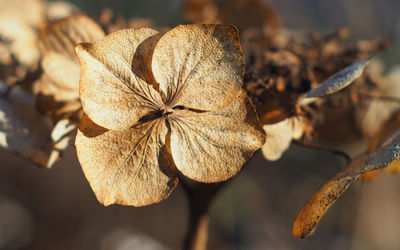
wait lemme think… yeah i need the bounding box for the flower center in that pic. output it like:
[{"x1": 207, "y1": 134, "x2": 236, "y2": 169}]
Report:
[{"x1": 161, "y1": 107, "x2": 174, "y2": 117}]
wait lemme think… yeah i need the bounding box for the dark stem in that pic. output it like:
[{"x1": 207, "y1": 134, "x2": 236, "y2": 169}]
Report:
[
  {"x1": 180, "y1": 177, "x2": 226, "y2": 250},
  {"x1": 293, "y1": 140, "x2": 352, "y2": 163}
]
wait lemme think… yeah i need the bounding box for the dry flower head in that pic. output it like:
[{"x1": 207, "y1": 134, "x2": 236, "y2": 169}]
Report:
[
  {"x1": 261, "y1": 58, "x2": 370, "y2": 161},
  {"x1": 75, "y1": 24, "x2": 265, "y2": 206}
]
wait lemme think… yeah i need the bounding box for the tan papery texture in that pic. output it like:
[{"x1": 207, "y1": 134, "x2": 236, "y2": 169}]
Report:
[
  {"x1": 169, "y1": 89, "x2": 265, "y2": 182},
  {"x1": 76, "y1": 28, "x2": 164, "y2": 131},
  {"x1": 75, "y1": 24, "x2": 265, "y2": 206},
  {"x1": 262, "y1": 117, "x2": 304, "y2": 161},
  {"x1": 151, "y1": 24, "x2": 244, "y2": 110},
  {"x1": 36, "y1": 14, "x2": 105, "y2": 118},
  {"x1": 76, "y1": 115, "x2": 177, "y2": 206}
]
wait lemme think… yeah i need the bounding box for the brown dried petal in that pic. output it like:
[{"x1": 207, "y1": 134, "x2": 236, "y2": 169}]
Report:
[
  {"x1": 76, "y1": 28, "x2": 164, "y2": 130},
  {"x1": 293, "y1": 128, "x2": 400, "y2": 238},
  {"x1": 40, "y1": 14, "x2": 105, "y2": 59},
  {"x1": 36, "y1": 15, "x2": 105, "y2": 119},
  {"x1": 169, "y1": 90, "x2": 265, "y2": 182},
  {"x1": 75, "y1": 114, "x2": 178, "y2": 206},
  {"x1": 262, "y1": 117, "x2": 304, "y2": 161},
  {"x1": 40, "y1": 52, "x2": 81, "y2": 96},
  {"x1": 151, "y1": 24, "x2": 244, "y2": 110}
]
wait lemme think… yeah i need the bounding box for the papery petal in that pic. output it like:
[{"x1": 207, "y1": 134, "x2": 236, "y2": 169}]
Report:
[
  {"x1": 41, "y1": 52, "x2": 81, "y2": 94},
  {"x1": 76, "y1": 28, "x2": 164, "y2": 130},
  {"x1": 36, "y1": 15, "x2": 105, "y2": 117},
  {"x1": 40, "y1": 14, "x2": 105, "y2": 59},
  {"x1": 151, "y1": 24, "x2": 244, "y2": 110},
  {"x1": 75, "y1": 115, "x2": 177, "y2": 206},
  {"x1": 262, "y1": 117, "x2": 305, "y2": 161},
  {"x1": 169, "y1": 90, "x2": 265, "y2": 182}
]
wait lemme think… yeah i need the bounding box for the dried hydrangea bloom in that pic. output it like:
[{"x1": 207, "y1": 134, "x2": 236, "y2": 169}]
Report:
[{"x1": 75, "y1": 24, "x2": 265, "y2": 206}]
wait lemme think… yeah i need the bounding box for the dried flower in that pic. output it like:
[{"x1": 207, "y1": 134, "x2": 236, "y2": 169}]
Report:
[
  {"x1": 261, "y1": 58, "x2": 369, "y2": 161},
  {"x1": 75, "y1": 24, "x2": 265, "y2": 206}
]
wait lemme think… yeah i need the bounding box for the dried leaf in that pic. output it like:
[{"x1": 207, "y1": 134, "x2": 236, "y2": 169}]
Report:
[
  {"x1": 262, "y1": 116, "x2": 304, "y2": 161},
  {"x1": 386, "y1": 158, "x2": 400, "y2": 174},
  {"x1": 305, "y1": 58, "x2": 370, "y2": 98},
  {"x1": 75, "y1": 24, "x2": 265, "y2": 206},
  {"x1": 293, "y1": 128, "x2": 400, "y2": 238},
  {"x1": 361, "y1": 169, "x2": 382, "y2": 182},
  {"x1": 151, "y1": 24, "x2": 244, "y2": 111}
]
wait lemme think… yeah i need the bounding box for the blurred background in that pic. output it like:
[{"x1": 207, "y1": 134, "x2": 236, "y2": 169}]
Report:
[{"x1": 1, "y1": 0, "x2": 400, "y2": 249}]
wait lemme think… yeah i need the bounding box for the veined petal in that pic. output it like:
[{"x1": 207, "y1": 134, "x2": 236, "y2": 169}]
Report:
[
  {"x1": 262, "y1": 117, "x2": 305, "y2": 161},
  {"x1": 41, "y1": 52, "x2": 81, "y2": 94},
  {"x1": 75, "y1": 28, "x2": 163, "y2": 130},
  {"x1": 39, "y1": 14, "x2": 105, "y2": 59},
  {"x1": 151, "y1": 24, "x2": 244, "y2": 110},
  {"x1": 36, "y1": 14, "x2": 105, "y2": 118},
  {"x1": 75, "y1": 115, "x2": 177, "y2": 207},
  {"x1": 169, "y1": 90, "x2": 265, "y2": 182}
]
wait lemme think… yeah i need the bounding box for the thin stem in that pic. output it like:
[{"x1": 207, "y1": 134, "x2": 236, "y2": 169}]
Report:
[
  {"x1": 361, "y1": 94, "x2": 400, "y2": 103},
  {"x1": 180, "y1": 176, "x2": 227, "y2": 250},
  {"x1": 293, "y1": 139, "x2": 352, "y2": 163}
]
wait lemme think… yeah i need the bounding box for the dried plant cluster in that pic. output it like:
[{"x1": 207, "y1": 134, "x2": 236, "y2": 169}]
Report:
[{"x1": 0, "y1": 0, "x2": 400, "y2": 246}]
